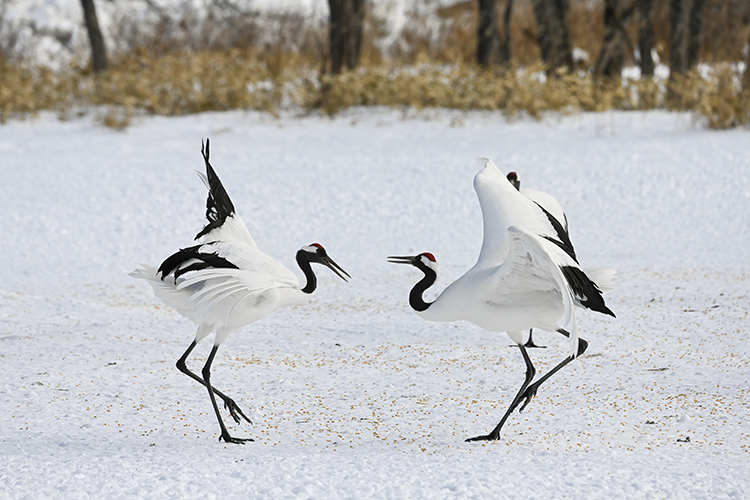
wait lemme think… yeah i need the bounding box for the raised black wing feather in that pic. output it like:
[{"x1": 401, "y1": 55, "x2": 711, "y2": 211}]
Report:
[
  {"x1": 157, "y1": 244, "x2": 240, "y2": 282},
  {"x1": 537, "y1": 202, "x2": 578, "y2": 264},
  {"x1": 561, "y1": 266, "x2": 615, "y2": 317},
  {"x1": 194, "y1": 138, "x2": 236, "y2": 241}
]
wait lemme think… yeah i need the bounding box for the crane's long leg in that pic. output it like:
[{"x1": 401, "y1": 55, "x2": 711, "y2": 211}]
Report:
[
  {"x1": 517, "y1": 329, "x2": 588, "y2": 413},
  {"x1": 176, "y1": 341, "x2": 251, "y2": 425},
  {"x1": 202, "y1": 345, "x2": 254, "y2": 444},
  {"x1": 466, "y1": 344, "x2": 536, "y2": 442}
]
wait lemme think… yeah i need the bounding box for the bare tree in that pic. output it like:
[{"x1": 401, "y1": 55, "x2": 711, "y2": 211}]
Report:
[
  {"x1": 532, "y1": 0, "x2": 573, "y2": 74},
  {"x1": 595, "y1": 0, "x2": 636, "y2": 77},
  {"x1": 501, "y1": 0, "x2": 513, "y2": 64},
  {"x1": 685, "y1": 0, "x2": 705, "y2": 69},
  {"x1": 669, "y1": 0, "x2": 688, "y2": 76},
  {"x1": 80, "y1": 0, "x2": 107, "y2": 72},
  {"x1": 477, "y1": 0, "x2": 501, "y2": 67},
  {"x1": 638, "y1": 0, "x2": 655, "y2": 77},
  {"x1": 477, "y1": 0, "x2": 513, "y2": 67},
  {"x1": 328, "y1": 0, "x2": 365, "y2": 74},
  {"x1": 670, "y1": 0, "x2": 705, "y2": 79}
]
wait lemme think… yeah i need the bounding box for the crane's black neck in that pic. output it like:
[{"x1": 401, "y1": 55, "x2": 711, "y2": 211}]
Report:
[
  {"x1": 297, "y1": 251, "x2": 317, "y2": 294},
  {"x1": 409, "y1": 266, "x2": 437, "y2": 312}
]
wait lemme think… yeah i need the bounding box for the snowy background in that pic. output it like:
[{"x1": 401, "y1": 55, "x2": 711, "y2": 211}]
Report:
[{"x1": 1, "y1": 108, "x2": 749, "y2": 498}]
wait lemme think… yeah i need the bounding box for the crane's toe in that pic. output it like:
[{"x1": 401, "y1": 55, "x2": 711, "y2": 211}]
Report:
[
  {"x1": 465, "y1": 432, "x2": 501, "y2": 442},
  {"x1": 219, "y1": 432, "x2": 254, "y2": 444},
  {"x1": 223, "y1": 398, "x2": 252, "y2": 425},
  {"x1": 523, "y1": 339, "x2": 546, "y2": 348}
]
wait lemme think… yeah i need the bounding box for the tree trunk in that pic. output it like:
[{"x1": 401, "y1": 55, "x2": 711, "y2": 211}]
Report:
[
  {"x1": 638, "y1": 0, "x2": 655, "y2": 77},
  {"x1": 501, "y1": 0, "x2": 514, "y2": 64},
  {"x1": 532, "y1": 0, "x2": 573, "y2": 74},
  {"x1": 743, "y1": 30, "x2": 750, "y2": 92},
  {"x1": 80, "y1": 0, "x2": 107, "y2": 72},
  {"x1": 328, "y1": 0, "x2": 365, "y2": 74},
  {"x1": 686, "y1": 0, "x2": 704, "y2": 70},
  {"x1": 669, "y1": 0, "x2": 688, "y2": 77},
  {"x1": 347, "y1": 0, "x2": 365, "y2": 70},
  {"x1": 477, "y1": 0, "x2": 501, "y2": 67},
  {"x1": 595, "y1": 0, "x2": 626, "y2": 76}
]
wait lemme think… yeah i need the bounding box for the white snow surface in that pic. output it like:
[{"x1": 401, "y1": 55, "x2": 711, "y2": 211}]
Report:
[{"x1": 1, "y1": 108, "x2": 749, "y2": 499}]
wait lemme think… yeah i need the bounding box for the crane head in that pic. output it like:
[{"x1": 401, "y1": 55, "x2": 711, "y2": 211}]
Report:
[
  {"x1": 506, "y1": 171, "x2": 521, "y2": 190},
  {"x1": 300, "y1": 243, "x2": 351, "y2": 282},
  {"x1": 387, "y1": 253, "x2": 441, "y2": 278}
]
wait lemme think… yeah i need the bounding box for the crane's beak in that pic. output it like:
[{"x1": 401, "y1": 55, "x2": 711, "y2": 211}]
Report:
[
  {"x1": 322, "y1": 255, "x2": 351, "y2": 282},
  {"x1": 387, "y1": 255, "x2": 417, "y2": 266}
]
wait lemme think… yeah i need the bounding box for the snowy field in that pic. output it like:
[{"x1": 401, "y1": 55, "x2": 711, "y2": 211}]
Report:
[{"x1": 1, "y1": 109, "x2": 749, "y2": 499}]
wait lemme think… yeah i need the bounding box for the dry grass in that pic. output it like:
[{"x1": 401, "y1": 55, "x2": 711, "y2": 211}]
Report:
[
  {"x1": 2, "y1": 0, "x2": 750, "y2": 128},
  {"x1": 4, "y1": 52, "x2": 748, "y2": 129}
]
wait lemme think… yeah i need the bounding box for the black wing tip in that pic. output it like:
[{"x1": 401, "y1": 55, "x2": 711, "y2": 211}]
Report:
[
  {"x1": 561, "y1": 266, "x2": 615, "y2": 318},
  {"x1": 537, "y1": 203, "x2": 577, "y2": 263},
  {"x1": 201, "y1": 138, "x2": 217, "y2": 179},
  {"x1": 194, "y1": 138, "x2": 236, "y2": 240},
  {"x1": 202, "y1": 138, "x2": 210, "y2": 161},
  {"x1": 157, "y1": 244, "x2": 239, "y2": 281},
  {"x1": 156, "y1": 244, "x2": 201, "y2": 280}
]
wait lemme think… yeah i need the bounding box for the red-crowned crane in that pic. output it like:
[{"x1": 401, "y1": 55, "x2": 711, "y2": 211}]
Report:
[
  {"x1": 131, "y1": 140, "x2": 350, "y2": 444},
  {"x1": 389, "y1": 159, "x2": 615, "y2": 442}
]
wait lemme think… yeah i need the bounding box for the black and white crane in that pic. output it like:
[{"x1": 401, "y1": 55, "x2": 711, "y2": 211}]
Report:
[
  {"x1": 389, "y1": 158, "x2": 615, "y2": 442},
  {"x1": 131, "y1": 140, "x2": 350, "y2": 444}
]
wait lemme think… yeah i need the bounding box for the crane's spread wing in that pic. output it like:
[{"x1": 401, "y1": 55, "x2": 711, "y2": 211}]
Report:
[
  {"x1": 473, "y1": 159, "x2": 574, "y2": 267},
  {"x1": 493, "y1": 226, "x2": 580, "y2": 357},
  {"x1": 521, "y1": 187, "x2": 569, "y2": 235},
  {"x1": 174, "y1": 268, "x2": 292, "y2": 320},
  {"x1": 194, "y1": 139, "x2": 257, "y2": 247},
  {"x1": 157, "y1": 240, "x2": 298, "y2": 286},
  {"x1": 131, "y1": 264, "x2": 296, "y2": 327},
  {"x1": 132, "y1": 241, "x2": 299, "y2": 327},
  {"x1": 582, "y1": 266, "x2": 618, "y2": 292},
  {"x1": 473, "y1": 159, "x2": 614, "y2": 314},
  {"x1": 489, "y1": 226, "x2": 615, "y2": 357}
]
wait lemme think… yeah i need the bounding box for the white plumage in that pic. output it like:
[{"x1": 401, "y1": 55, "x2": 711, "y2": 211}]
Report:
[
  {"x1": 506, "y1": 169, "x2": 617, "y2": 348},
  {"x1": 132, "y1": 242, "x2": 309, "y2": 344},
  {"x1": 389, "y1": 158, "x2": 615, "y2": 441},
  {"x1": 131, "y1": 140, "x2": 349, "y2": 444}
]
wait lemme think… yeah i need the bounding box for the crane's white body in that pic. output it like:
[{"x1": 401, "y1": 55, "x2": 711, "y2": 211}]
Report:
[
  {"x1": 132, "y1": 248, "x2": 309, "y2": 345},
  {"x1": 415, "y1": 159, "x2": 593, "y2": 356},
  {"x1": 418, "y1": 227, "x2": 571, "y2": 342},
  {"x1": 131, "y1": 212, "x2": 313, "y2": 346}
]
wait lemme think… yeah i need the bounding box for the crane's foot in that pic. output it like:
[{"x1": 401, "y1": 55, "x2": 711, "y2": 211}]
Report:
[
  {"x1": 465, "y1": 432, "x2": 500, "y2": 442},
  {"x1": 222, "y1": 397, "x2": 252, "y2": 425},
  {"x1": 523, "y1": 340, "x2": 546, "y2": 348},
  {"x1": 219, "y1": 432, "x2": 254, "y2": 444}
]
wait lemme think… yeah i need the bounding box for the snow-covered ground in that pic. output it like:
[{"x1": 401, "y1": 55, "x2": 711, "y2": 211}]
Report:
[{"x1": 1, "y1": 108, "x2": 749, "y2": 498}]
